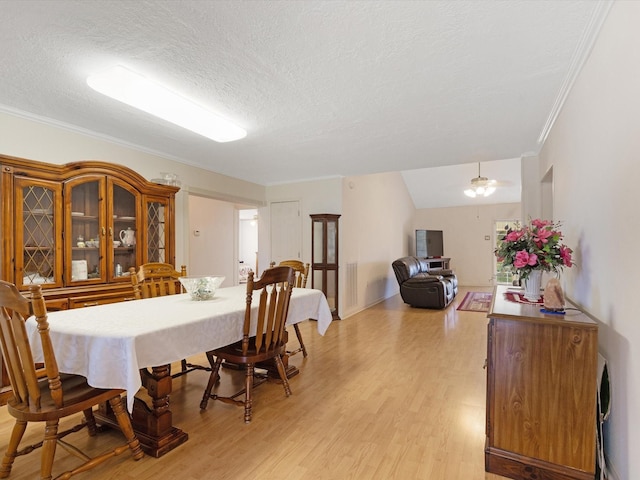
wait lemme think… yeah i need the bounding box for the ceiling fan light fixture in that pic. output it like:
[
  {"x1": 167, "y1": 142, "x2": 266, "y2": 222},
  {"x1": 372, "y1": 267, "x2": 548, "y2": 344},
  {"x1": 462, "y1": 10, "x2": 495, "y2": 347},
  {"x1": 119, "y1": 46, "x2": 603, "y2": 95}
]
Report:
[
  {"x1": 87, "y1": 65, "x2": 247, "y2": 143},
  {"x1": 464, "y1": 164, "x2": 497, "y2": 198}
]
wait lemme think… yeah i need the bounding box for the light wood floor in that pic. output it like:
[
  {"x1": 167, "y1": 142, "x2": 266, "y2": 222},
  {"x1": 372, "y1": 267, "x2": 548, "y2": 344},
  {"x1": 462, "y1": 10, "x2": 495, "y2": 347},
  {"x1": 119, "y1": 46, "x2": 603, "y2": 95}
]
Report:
[{"x1": 0, "y1": 287, "x2": 509, "y2": 479}]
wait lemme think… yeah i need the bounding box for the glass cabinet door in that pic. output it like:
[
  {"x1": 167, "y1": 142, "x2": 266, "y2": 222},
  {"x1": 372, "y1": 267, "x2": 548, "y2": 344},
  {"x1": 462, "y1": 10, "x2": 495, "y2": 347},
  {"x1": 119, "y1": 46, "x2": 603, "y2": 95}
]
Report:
[
  {"x1": 144, "y1": 196, "x2": 169, "y2": 263},
  {"x1": 110, "y1": 180, "x2": 140, "y2": 280},
  {"x1": 310, "y1": 214, "x2": 340, "y2": 319},
  {"x1": 65, "y1": 176, "x2": 105, "y2": 285},
  {"x1": 312, "y1": 218, "x2": 325, "y2": 289},
  {"x1": 16, "y1": 177, "x2": 63, "y2": 288}
]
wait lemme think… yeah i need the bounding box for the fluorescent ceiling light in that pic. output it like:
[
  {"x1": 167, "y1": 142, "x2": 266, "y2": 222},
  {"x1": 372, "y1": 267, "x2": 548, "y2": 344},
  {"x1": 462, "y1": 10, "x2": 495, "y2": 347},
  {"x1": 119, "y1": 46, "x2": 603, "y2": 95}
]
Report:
[{"x1": 87, "y1": 65, "x2": 246, "y2": 143}]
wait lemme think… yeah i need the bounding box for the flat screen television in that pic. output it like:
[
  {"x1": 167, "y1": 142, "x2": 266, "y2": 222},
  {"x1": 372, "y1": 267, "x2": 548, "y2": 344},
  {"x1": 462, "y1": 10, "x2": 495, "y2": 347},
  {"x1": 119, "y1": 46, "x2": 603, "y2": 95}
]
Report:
[{"x1": 415, "y1": 230, "x2": 444, "y2": 258}]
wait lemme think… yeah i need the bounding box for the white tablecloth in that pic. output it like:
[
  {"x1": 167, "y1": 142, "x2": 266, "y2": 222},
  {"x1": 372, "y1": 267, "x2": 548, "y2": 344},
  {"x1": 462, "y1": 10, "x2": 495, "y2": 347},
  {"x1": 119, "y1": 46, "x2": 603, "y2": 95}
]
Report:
[{"x1": 26, "y1": 285, "x2": 332, "y2": 411}]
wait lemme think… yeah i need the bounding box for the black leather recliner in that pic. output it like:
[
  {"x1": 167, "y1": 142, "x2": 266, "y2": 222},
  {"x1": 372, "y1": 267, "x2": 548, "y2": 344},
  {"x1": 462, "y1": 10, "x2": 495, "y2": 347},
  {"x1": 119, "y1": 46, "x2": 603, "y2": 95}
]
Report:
[
  {"x1": 392, "y1": 256, "x2": 458, "y2": 309},
  {"x1": 417, "y1": 257, "x2": 458, "y2": 298}
]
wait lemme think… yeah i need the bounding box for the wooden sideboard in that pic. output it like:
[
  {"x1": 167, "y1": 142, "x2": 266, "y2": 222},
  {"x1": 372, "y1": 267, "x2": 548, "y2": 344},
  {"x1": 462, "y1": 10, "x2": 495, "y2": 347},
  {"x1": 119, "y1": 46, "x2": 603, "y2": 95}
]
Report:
[
  {"x1": 0, "y1": 154, "x2": 179, "y2": 402},
  {"x1": 485, "y1": 285, "x2": 598, "y2": 480}
]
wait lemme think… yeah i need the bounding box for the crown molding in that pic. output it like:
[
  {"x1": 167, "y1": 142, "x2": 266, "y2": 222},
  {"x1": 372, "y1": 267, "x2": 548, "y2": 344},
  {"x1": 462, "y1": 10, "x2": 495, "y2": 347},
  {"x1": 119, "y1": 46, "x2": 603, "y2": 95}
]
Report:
[
  {"x1": 0, "y1": 103, "x2": 188, "y2": 165},
  {"x1": 537, "y1": 0, "x2": 614, "y2": 147}
]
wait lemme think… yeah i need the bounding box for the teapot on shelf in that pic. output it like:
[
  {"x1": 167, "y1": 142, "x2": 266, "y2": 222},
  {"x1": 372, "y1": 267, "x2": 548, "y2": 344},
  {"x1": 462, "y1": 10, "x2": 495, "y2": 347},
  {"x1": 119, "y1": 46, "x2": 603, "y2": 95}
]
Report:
[{"x1": 119, "y1": 227, "x2": 136, "y2": 247}]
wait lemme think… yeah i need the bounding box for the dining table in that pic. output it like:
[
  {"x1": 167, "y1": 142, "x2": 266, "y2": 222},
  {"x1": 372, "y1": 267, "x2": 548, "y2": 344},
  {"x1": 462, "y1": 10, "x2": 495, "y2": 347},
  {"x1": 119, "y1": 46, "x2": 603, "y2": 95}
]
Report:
[{"x1": 26, "y1": 284, "x2": 333, "y2": 457}]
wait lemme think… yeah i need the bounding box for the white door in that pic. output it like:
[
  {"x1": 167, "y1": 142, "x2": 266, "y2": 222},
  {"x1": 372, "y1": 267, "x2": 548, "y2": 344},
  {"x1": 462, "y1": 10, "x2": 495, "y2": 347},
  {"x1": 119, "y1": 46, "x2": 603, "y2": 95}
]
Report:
[{"x1": 270, "y1": 201, "x2": 301, "y2": 265}]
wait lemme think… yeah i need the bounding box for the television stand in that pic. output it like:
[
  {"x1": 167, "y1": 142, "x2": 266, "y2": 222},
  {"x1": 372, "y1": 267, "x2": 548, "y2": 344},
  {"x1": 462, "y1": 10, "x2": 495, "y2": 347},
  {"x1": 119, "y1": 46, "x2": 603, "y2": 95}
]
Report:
[{"x1": 420, "y1": 257, "x2": 450, "y2": 270}]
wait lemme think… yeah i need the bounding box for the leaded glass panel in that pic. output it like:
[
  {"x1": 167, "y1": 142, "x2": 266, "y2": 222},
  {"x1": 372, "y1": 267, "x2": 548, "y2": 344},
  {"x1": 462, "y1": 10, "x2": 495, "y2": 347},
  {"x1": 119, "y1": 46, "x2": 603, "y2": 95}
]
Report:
[
  {"x1": 22, "y1": 185, "x2": 55, "y2": 285},
  {"x1": 147, "y1": 201, "x2": 166, "y2": 263}
]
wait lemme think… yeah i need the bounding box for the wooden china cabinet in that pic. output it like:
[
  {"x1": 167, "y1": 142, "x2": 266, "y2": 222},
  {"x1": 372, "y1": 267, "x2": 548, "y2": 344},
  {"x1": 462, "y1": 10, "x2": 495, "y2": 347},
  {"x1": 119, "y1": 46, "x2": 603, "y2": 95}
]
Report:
[{"x1": 1, "y1": 155, "x2": 179, "y2": 310}]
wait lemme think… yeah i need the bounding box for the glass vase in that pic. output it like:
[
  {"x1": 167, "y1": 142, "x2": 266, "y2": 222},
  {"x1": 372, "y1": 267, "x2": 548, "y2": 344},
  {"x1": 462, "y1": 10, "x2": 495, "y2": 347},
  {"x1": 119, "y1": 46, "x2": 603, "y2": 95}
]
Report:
[{"x1": 522, "y1": 269, "x2": 543, "y2": 302}]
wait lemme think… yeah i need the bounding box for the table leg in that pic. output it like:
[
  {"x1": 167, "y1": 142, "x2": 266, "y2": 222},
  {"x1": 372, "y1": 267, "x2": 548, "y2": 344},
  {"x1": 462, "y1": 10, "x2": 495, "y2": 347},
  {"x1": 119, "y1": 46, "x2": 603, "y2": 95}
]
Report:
[{"x1": 96, "y1": 364, "x2": 188, "y2": 457}]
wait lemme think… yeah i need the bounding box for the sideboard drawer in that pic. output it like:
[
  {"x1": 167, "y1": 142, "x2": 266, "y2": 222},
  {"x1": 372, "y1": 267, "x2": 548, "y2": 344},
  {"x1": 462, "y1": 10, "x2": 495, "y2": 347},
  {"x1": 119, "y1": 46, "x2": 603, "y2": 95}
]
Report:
[
  {"x1": 45, "y1": 297, "x2": 69, "y2": 311},
  {"x1": 69, "y1": 291, "x2": 136, "y2": 309}
]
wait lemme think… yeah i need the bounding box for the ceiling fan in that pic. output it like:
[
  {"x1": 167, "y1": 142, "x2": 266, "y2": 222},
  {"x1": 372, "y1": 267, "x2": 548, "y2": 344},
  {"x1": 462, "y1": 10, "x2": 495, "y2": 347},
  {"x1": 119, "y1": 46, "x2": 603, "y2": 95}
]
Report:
[{"x1": 464, "y1": 162, "x2": 498, "y2": 198}]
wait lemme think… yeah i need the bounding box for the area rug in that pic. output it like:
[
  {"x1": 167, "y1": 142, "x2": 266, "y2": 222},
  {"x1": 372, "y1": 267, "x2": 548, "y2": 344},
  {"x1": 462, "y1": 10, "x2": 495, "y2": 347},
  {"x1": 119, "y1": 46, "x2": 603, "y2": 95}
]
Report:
[{"x1": 457, "y1": 291, "x2": 493, "y2": 312}]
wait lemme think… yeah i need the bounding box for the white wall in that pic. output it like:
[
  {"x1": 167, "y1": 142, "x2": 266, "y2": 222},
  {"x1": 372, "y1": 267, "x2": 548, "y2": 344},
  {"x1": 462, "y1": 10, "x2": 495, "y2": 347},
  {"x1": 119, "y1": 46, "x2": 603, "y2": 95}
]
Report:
[
  {"x1": 413, "y1": 203, "x2": 521, "y2": 286},
  {"x1": 538, "y1": 3, "x2": 639, "y2": 478},
  {"x1": 520, "y1": 154, "x2": 542, "y2": 221},
  {"x1": 187, "y1": 196, "x2": 235, "y2": 287},
  {"x1": 341, "y1": 172, "x2": 415, "y2": 317}
]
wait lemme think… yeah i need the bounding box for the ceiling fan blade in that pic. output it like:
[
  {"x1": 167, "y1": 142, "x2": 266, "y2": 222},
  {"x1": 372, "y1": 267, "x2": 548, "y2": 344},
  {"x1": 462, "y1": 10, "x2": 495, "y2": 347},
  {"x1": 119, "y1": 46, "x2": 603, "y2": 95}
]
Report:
[{"x1": 489, "y1": 179, "x2": 514, "y2": 187}]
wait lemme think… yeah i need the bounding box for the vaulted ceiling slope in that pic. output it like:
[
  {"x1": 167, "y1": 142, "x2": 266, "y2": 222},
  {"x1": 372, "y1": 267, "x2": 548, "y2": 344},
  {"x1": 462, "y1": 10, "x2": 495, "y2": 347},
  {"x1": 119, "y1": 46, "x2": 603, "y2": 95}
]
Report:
[{"x1": 0, "y1": 1, "x2": 609, "y2": 196}]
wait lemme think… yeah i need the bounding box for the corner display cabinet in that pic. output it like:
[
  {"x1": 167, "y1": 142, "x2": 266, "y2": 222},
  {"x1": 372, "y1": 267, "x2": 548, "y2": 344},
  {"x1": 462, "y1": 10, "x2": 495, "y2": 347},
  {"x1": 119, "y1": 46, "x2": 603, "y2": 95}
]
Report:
[
  {"x1": 310, "y1": 213, "x2": 340, "y2": 319},
  {"x1": 0, "y1": 154, "x2": 179, "y2": 310},
  {"x1": 485, "y1": 285, "x2": 598, "y2": 480}
]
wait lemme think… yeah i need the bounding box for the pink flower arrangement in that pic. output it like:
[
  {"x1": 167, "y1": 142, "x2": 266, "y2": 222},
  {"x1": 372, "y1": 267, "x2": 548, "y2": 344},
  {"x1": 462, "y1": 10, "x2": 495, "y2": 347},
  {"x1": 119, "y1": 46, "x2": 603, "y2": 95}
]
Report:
[{"x1": 495, "y1": 219, "x2": 573, "y2": 280}]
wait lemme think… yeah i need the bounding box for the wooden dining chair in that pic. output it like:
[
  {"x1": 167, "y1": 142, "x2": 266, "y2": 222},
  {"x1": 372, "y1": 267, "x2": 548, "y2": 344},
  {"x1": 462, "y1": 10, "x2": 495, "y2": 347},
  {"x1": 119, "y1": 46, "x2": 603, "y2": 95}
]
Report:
[
  {"x1": 200, "y1": 266, "x2": 295, "y2": 423},
  {"x1": 130, "y1": 262, "x2": 209, "y2": 378},
  {"x1": 0, "y1": 281, "x2": 144, "y2": 480},
  {"x1": 130, "y1": 262, "x2": 186, "y2": 299},
  {"x1": 270, "y1": 260, "x2": 310, "y2": 358}
]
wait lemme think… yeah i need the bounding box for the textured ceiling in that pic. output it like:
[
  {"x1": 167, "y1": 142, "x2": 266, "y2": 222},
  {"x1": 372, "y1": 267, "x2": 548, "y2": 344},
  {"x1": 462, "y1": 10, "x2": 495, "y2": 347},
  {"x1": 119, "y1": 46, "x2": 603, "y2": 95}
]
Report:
[{"x1": 0, "y1": 1, "x2": 609, "y2": 206}]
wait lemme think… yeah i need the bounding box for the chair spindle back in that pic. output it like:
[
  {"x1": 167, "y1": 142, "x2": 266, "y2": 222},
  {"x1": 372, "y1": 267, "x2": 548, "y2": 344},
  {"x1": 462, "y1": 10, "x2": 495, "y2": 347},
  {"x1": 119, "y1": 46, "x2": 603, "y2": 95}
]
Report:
[
  {"x1": 269, "y1": 260, "x2": 309, "y2": 288},
  {"x1": 131, "y1": 263, "x2": 187, "y2": 299},
  {"x1": 242, "y1": 266, "x2": 295, "y2": 356},
  {"x1": 0, "y1": 282, "x2": 59, "y2": 409}
]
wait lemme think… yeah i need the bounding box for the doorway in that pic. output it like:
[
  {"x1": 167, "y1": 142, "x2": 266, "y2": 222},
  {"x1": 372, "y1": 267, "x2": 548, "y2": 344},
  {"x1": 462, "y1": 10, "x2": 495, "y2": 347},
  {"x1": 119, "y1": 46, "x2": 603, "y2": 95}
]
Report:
[
  {"x1": 187, "y1": 195, "x2": 259, "y2": 286},
  {"x1": 541, "y1": 166, "x2": 554, "y2": 220},
  {"x1": 238, "y1": 208, "x2": 258, "y2": 282}
]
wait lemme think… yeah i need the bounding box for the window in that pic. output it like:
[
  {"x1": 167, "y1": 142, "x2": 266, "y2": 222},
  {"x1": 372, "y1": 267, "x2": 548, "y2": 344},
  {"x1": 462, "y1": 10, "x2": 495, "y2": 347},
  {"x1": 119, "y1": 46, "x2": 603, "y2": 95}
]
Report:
[{"x1": 495, "y1": 220, "x2": 519, "y2": 285}]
